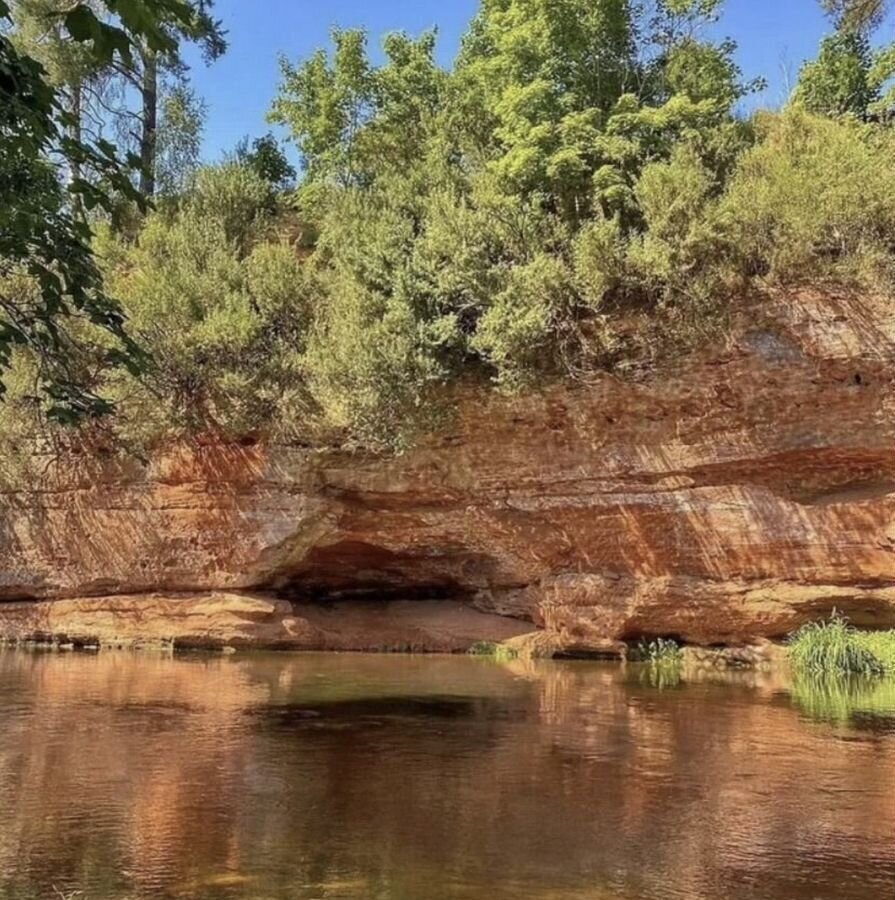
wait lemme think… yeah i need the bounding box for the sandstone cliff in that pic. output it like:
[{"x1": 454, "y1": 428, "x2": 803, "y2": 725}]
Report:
[{"x1": 2, "y1": 289, "x2": 895, "y2": 653}]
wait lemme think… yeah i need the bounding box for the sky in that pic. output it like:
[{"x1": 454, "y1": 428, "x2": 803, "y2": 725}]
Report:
[{"x1": 184, "y1": 0, "x2": 834, "y2": 162}]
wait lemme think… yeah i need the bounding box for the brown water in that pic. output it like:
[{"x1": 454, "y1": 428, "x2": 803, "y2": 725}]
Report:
[{"x1": 0, "y1": 650, "x2": 894, "y2": 900}]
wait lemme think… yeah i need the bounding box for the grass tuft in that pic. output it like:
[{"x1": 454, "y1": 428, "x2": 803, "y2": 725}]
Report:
[
  {"x1": 467, "y1": 641, "x2": 519, "y2": 661},
  {"x1": 630, "y1": 638, "x2": 684, "y2": 665},
  {"x1": 788, "y1": 614, "x2": 895, "y2": 677}
]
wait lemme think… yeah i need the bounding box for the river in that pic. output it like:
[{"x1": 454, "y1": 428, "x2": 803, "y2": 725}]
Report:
[{"x1": 0, "y1": 649, "x2": 893, "y2": 899}]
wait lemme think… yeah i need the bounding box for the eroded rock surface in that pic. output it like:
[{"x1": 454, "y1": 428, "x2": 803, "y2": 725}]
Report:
[
  {"x1": 3, "y1": 289, "x2": 895, "y2": 651},
  {"x1": 0, "y1": 594, "x2": 531, "y2": 652}
]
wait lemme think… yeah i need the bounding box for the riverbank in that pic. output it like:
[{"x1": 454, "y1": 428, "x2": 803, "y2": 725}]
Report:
[
  {"x1": 0, "y1": 591, "x2": 791, "y2": 671},
  {"x1": 4, "y1": 289, "x2": 895, "y2": 655}
]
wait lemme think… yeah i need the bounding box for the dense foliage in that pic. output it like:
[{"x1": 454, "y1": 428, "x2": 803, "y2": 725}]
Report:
[
  {"x1": 5, "y1": 0, "x2": 895, "y2": 454},
  {"x1": 0, "y1": 0, "x2": 208, "y2": 424}
]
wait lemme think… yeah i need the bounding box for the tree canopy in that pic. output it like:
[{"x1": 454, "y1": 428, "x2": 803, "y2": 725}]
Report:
[
  {"x1": 0, "y1": 0, "x2": 228, "y2": 423},
  {"x1": 5, "y1": 0, "x2": 895, "y2": 453}
]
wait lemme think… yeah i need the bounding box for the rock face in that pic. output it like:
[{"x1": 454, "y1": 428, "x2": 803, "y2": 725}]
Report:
[
  {"x1": 3, "y1": 289, "x2": 895, "y2": 652},
  {"x1": 0, "y1": 595, "x2": 532, "y2": 652}
]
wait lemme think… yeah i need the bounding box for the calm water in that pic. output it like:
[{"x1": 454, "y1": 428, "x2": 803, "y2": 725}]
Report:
[{"x1": 0, "y1": 651, "x2": 894, "y2": 900}]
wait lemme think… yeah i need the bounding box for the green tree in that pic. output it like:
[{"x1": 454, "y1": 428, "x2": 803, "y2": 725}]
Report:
[
  {"x1": 8, "y1": 0, "x2": 105, "y2": 212},
  {"x1": 155, "y1": 83, "x2": 206, "y2": 195},
  {"x1": 453, "y1": 0, "x2": 751, "y2": 227},
  {"x1": 270, "y1": 28, "x2": 445, "y2": 192},
  {"x1": 105, "y1": 0, "x2": 225, "y2": 197},
  {"x1": 795, "y1": 32, "x2": 883, "y2": 116},
  {"x1": 234, "y1": 133, "x2": 296, "y2": 188},
  {"x1": 454, "y1": 0, "x2": 637, "y2": 218},
  {"x1": 821, "y1": 0, "x2": 889, "y2": 32},
  {"x1": 9, "y1": 0, "x2": 225, "y2": 199},
  {"x1": 264, "y1": 0, "x2": 761, "y2": 444},
  {"x1": 0, "y1": 0, "x2": 202, "y2": 421}
]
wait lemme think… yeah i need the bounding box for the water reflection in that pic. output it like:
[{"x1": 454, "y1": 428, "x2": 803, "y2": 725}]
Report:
[
  {"x1": 0, "y1": 650, "x2": 893, "y2": 900},
  {"x1": 790, "y1": 672, "x2": 895, "y2": 729}
]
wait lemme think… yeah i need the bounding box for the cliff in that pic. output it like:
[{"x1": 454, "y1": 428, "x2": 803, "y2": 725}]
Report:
[{"x1": 3, "y1": 288, "x2": 895, "y2": 653}]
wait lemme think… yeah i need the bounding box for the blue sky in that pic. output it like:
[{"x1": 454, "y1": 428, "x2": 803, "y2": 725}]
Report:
[{"x1": 185, "y1": 0, "x2": 834, "y2": 161}]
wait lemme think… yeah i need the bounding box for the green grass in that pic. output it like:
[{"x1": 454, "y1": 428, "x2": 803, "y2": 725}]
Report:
[
  {"x1": 629, "y1": 638, "x2": 684, "y2": 689},
  {"x1": 467, "y1": 641, "x2": 519, "y2": 661},
  {"x1": 630, "y1": 638, "x2": 684, "y2": 665},
  {"x1": 788, "y1": 615, "x2": 895, "y2": 677}
]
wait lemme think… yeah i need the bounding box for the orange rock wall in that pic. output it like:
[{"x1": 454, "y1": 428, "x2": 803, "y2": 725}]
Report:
[{"x1": 3, "y1": 290, "x2": 895, "y2": 650}]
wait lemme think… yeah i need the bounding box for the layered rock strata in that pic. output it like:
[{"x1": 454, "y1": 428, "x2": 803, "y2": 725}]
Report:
[{"x1": 3, "y1": 290, "x2": 895, "y2": 652}]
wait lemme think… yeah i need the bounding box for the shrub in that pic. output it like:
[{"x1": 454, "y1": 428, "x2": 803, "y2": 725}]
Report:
[
  {"x1": 468, "y1": 641, "x2": 519, "y2": 661},
  {"x1": 300, "y1": 178, "x2": 460, "y2": 448},
  {"x1": 302, "y1": 282, "x2": 453, "y2": 448},
  {"x1": 631, "y1": 638, "x2": 684, "y2": 665},
  {"x1": 96, "y1": 165, "x2": 311, "y2": 444},
  {"x1": 720, "y1": 110, "x2": 895, "y2": 286},
  {"x1": 471, "y1": 254, "x2": 578, "y2": 389},
  {"x1": 788, "y1": 615, "x2": 891, "y2": 677},
  {"x1": 572, "y1": 215, "x2": 628, "y2": 308},
  {"x1": 183, "y1": 164, "x2": 276, "y2": 251}
]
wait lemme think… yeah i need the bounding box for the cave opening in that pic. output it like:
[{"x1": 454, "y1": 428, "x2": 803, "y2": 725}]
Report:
[{"x1": 263, "y1": 539, "x2": 490, "y2": 607}]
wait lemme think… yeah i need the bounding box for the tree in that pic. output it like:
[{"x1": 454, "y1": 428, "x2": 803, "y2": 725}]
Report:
[
  {"x1": 821, "y1": 0, "x2": 889, "y2": 32},
  {"x1": 9, "y1": 0, "x2": 224, "y2": 200},
  {"x1": 269, "y1": 28, "x2": 445, "y2": 191},
  {"x1": 8, "y1": 0, "x2": 105, "y2": 212},
  {"x1": 114, "y1": 0, "x2": 225, "y2": 197},
  {"x1": 795, "y1": 12, "x2": 895, "y2": 119},
  {"x1": 234, "y1": 133, "x2": 296, "y2": 189},
  {"x1": 454, "y1": 0, "x2": 638, "y2": 213},
  {"x1": 0, "y1": 0, "x2": 206, "y2": 421},
  {"x1": 156, "y1": 83, "x2": 206, "y2": 195},
  {"x1": 454, "y1": 0, "x2": 751, "y2": 226},
  {"x1": 794, "y1": 32, "x2": 879, "y2": 116}
]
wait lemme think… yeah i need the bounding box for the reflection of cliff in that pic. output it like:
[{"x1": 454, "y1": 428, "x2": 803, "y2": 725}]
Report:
[
  {"x1": 519, "y1": 663, "x2": 895, "y2": 899},
  {"x1": 0, "y1": 651, "x2": 268, "y2": 897},
  {"x1": 5, "y1": 291, "x2": 895, "y2": 652},
  {"x1": 0, "y1": 651, "x2": 893, "y2": 900}
]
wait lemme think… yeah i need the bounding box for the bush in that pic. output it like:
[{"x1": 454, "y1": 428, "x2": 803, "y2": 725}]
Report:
[
  {"x1": 720, "y1": 110, "x2": 895, "y2": 285},
  {"x1": 788, "y1": 615, "x2": 891, "y2": 678},
  {"x1": 302, "y1": 282, "x2": 453, "y2": 448},
  {"x1": 300, "y1": 178, "x2": 460, "y2": 448},
  {"x1": 183, "y1": 164, "x2": 277, "y2": 251},
  {"x1": 471, "y1": 254, "x2": 578, "y2": 389},
  {"x1": 96, "y1": 164, "x2": 311, "y2": 444},
  {"x1": 468, "y1": 641, "x2": 519, "y2": 661},
  {"x1": 631, "y1": 638, "x2": 684, "y2": 665},
  {"x1": 572, "y1": 215, "x2": 627, "y2": 308}
]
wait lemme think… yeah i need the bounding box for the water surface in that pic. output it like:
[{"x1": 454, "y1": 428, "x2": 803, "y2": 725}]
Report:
[{"x1": 0, "y1": 650, "x2": 893, "y2": 900}]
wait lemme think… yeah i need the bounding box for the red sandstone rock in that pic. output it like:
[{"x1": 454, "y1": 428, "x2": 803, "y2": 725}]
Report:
[
  {"x1": 0, "y1": 594, "x2": 532, "y2": 652},
  {"x1": 2, "y1": 289, "x2": 895, "y2": 651}
]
